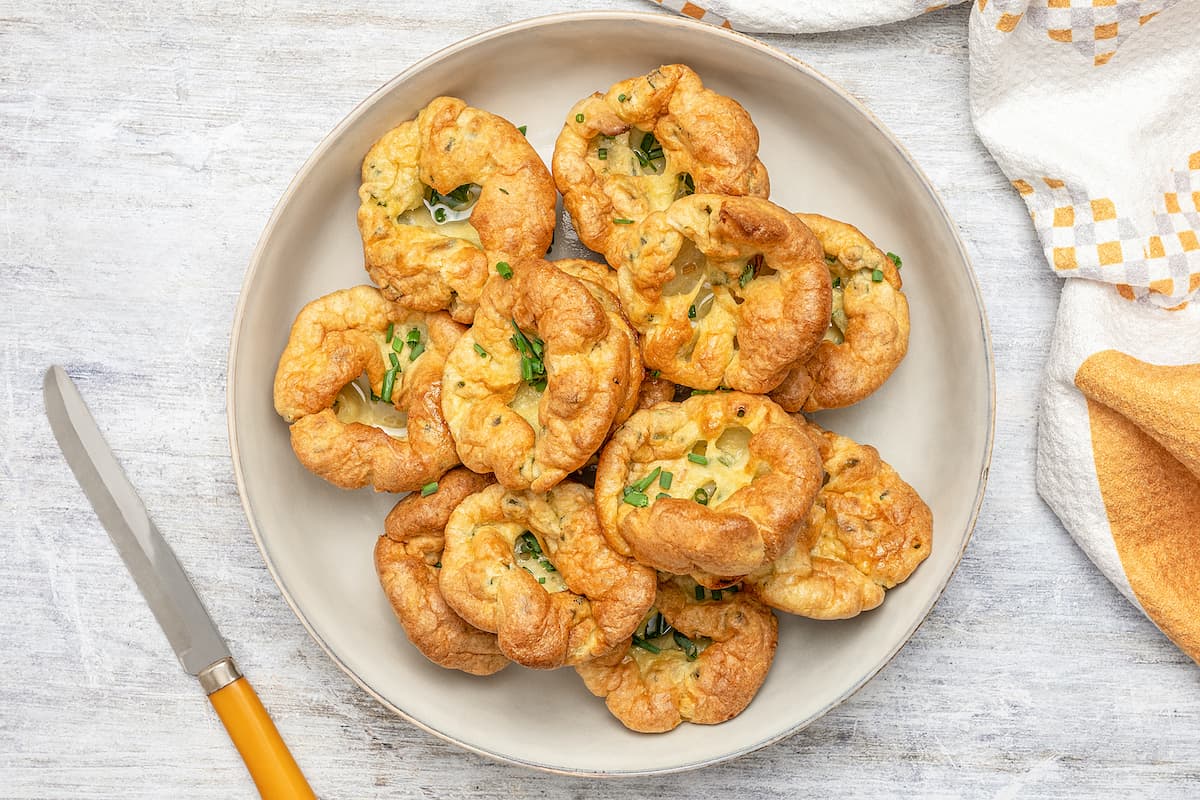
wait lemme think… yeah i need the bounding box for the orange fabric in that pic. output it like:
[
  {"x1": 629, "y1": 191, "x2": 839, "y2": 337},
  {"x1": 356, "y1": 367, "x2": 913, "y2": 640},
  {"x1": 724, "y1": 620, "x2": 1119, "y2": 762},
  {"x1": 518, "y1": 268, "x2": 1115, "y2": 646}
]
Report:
[{"x1": 1077, "y1": 351, "x2": 1200, "y2": 664}]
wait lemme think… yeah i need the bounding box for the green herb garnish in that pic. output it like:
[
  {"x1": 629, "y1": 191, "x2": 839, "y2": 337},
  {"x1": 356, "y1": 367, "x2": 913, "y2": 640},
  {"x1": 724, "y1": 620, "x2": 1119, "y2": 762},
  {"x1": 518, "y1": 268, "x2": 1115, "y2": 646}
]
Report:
[
  {"x1": 385, "y1": 323, "x2": 394, "y2": 343},
  {"x1": 495, "y1": 261, "x2": 513, "y2": 279},
  {"x1": 630, "y1": 466, "x2": 662, "y2": 493},
  {"x1": 871, "y1": 269, "x2": 884, "y2": 282},
  {"x1": 622, "y1": 490, "x2": 649, "y2": 508},
  {"x1": 597, "y1": 147, "x2": 608, "y2": 160},
  {"x1": 739, "y1": 262, "x2": 755, "y2": 288},
  {"x1": 518, "y1": 125, "x2": 527, "y2": 135},
  {"x1": 575, "y1": 113, "x2": 585, "y2": 123},
  {"x1": 631, "y1": 635, "x2": 660, "y2": 654},
  {"x1": 659, "y1": 470, "x2": 673, "y2": 490},
  {"x1": 473, "y1": 343, "x2": 489, "y2": 358},
  {"x1": 617, "y1": 93, "x2": 627, "y2": 102},
  {"x1": 688, "y1": 304, "x2": 696, "y2": 319},
  {"x1": 381, "y1": 369, "x2": 396, "y2": 404},
  {"x1": 408, "y1": 341, "x2": 425, "y2": 361},
  {"x1": 420, "y1": 481, "x2": 438, "y2": 497},
  {"x1": 687, "y1": 453, "x2": 708, "y2": 465},
  {"x1": 613, "y1": 217, "x2": 634, "y2": 225},
  {"x1": 887, "y1": 251, "x2": 902, "y2": 269},
  {"x1": 693, "y1": 488, "x2": 709, "y2": 505}
]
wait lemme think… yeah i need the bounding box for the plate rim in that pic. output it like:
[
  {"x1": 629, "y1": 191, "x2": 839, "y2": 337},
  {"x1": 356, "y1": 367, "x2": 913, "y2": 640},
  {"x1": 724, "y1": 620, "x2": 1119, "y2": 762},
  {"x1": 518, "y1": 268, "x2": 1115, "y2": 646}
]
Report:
[{"x1": 226, "y1": 9, "x2": 996, "y2": 777}]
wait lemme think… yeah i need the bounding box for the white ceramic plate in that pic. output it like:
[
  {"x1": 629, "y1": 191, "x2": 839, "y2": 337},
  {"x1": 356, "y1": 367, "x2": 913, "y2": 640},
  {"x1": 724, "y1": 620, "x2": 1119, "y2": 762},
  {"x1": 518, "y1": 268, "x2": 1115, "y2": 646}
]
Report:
[{"x1": 228, "y1": 11, "x2": 994, "y2": 776}]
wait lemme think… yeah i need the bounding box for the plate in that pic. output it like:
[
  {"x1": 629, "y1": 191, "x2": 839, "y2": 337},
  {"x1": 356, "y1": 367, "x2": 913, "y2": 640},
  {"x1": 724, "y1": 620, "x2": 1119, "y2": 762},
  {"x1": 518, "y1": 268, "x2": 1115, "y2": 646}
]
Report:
[{"x1": 228, "y1": 11, "x2": 994, "y2": 776}]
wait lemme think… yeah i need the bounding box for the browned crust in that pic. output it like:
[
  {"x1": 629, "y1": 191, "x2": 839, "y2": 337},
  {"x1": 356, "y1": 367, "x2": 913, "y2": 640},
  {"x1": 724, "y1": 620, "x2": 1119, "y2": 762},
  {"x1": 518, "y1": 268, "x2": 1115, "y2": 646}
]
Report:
[
  {"x1": 441, "y1": 260, "x2": 637, "y2": 491},
  {"x1": 373, "y1": 469, "x2": 507, "y2": 675},
  {"x1": 273, "y1": 286, "x2": 463, "y2": 492},
  {"x1": 746, "y1": 421, "x2": 932, "y2": 619},
  {"x1": 358, "y1": 97, "x2": 556, "y2": 322},
  {"x1": 619, "y1": 195, "x2": 831, "y2": 393},
  {"x1": 576, "y1": 575, "x2": 778, "y2": 732},
  {"x1": 594, "y1": 393, "x2": 822, "y2": 581},
  {"x1": 552, "y1": 64, "x2": 769, "y2": 267},
  {"x1": 438, "y1": 483, "x2": 657, "y2": 669},
  {"x1": 771, "y1": 213, "x2": 909, "y2": 412},
  {"x1": 1077, "y1": 352, "x2": 1200, "y2": 664},
  {"x1": 551, "y1": 258, "x2": 644, "y2": 430}
]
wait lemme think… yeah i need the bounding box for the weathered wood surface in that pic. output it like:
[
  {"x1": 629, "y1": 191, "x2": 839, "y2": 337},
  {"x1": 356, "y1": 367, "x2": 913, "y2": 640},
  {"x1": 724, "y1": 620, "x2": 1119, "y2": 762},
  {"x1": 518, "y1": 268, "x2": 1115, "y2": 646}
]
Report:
[{"x1": 2, "y1": 2, "x2": 1198, "y2": 797}]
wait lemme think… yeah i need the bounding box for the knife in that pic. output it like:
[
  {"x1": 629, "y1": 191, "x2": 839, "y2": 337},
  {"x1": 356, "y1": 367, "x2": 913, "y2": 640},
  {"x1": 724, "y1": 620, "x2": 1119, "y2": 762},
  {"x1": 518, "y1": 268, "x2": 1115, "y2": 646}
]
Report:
[{"x1": 43, "y1": 365, "x2": 316, "y2": 800}]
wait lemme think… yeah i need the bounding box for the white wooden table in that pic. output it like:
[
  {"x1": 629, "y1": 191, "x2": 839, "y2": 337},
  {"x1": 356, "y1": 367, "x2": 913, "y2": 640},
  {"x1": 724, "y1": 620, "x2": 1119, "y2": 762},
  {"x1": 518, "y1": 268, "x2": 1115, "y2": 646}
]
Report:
[{"x1": 3, "y1": 2, "x2": 1198, "y2": 797}]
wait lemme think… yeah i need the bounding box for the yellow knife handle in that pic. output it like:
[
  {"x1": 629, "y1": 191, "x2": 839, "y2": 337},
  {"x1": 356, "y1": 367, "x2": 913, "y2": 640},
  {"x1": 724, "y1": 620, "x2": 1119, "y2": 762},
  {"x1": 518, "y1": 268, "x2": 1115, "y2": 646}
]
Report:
[{"x1": 201, "y1": 659, "x2": 316, "y2": 799}]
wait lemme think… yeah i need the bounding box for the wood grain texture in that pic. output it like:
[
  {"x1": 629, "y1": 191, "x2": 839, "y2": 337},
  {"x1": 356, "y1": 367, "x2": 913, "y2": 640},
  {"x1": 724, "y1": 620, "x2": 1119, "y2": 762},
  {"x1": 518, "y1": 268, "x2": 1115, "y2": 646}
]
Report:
[{"x1": 2, "y1": 1, "x2": 1199, "y2": 797}]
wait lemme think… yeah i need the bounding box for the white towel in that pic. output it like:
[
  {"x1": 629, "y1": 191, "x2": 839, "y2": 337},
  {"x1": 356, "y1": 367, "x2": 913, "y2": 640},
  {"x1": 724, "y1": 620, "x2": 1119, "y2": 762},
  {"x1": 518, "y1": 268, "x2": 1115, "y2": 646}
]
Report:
[{"x1": 649, "y1": 0, "x2": 1200, "y2": 662}]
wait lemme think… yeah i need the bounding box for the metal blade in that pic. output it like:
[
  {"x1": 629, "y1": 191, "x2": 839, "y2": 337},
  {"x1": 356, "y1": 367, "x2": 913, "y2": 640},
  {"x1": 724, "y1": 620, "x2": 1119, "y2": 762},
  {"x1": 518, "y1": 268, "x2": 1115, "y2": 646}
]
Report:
[{"x1": 43, "y1": 365, "x2": 230, "y2": 675}]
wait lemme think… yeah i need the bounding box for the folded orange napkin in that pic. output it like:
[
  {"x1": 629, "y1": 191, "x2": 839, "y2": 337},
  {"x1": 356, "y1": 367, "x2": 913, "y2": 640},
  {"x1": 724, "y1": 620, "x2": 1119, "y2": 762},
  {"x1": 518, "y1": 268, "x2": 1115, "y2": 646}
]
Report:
[{"x1": 650, "y1": 0, "x2": 1200, "y2": 662}]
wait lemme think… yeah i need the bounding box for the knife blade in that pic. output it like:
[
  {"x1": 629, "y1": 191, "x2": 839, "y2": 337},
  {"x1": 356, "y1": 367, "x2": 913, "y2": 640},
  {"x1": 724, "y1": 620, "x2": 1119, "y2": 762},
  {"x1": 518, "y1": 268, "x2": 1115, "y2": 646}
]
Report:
[
  {"x1": 43, "y1": 365, "x2": 315, "y2": 799},
  {"x1": 43, "y1": 365, "x2": 229, "y2": 675}
]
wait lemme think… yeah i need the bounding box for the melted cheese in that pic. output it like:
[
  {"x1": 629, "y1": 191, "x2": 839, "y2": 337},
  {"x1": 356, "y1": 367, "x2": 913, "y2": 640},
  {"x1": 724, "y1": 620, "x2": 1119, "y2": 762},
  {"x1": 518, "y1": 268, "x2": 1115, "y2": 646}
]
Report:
[
  {"x1": 824, "y1": 283, "x2": 846, "y2": 344},
  {"x1": 588, "y1": 129, "x2": 682, "y2": 213},
  {"x1": 508, "y1": 383, "x2": 543, "y2": 430},
  {"x1": 396, "y1": 201, "x2": 482, "y2": 248},
  {"x1": 513, "y1": 531, "x2": 568, "y2": 593},
  {"x1": 332, "y1": 378, "x2": 408, "y2": 436},
  {"x1": 636, "y1": 426, "x2": 756, "y2": 508}
]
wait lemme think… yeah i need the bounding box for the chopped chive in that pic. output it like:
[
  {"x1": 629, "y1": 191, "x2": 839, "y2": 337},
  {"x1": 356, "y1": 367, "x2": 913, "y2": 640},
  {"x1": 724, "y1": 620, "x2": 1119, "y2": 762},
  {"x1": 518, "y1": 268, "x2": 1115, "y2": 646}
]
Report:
[
  {"x1": 613, "y1": 218, "x2": 634, "y2": 225},
  {"x1": 420, "y1": 481, "x2": 438, "y2": 497},
  {"x1": 887, "y1": 251, "x2": 902, "y2": 269},
  {"x1": 597, "y1": 147, "x2": 608, "y2": 160},
  {"x1": 543, "y1": 561, "x2": 557, "y2": 572},
  {"x1": 729, "y1": 584, "x2": 740, "y2": 593},
  {"x1": 385, "y1": 323, "x2": 394, "y2": 343},
  {"x1": 473, "y1": 343, "x2": 489, "y2": 358},
  {"x1": 498, "y1": 187, "x2": 509, "y2": 195},
  {"x1": 659, "y1": 470, "x2": 673, "y2": 490},
  {"x1": 679, "y1": 173, "x2": 695, "y2": 196},
  {"x1": 433, "y1": 207, "x2": 446, "y2": 223},
  {"x1": 495, "y1": 261, "x2": 513, "y2": 279},
  {"x1": 434, "y1": 561, "x2": 441, "y2": 568},
  {"x1": 632, "y1": 147, "x2": 650, "y2": 168},
  {"x1": 832, "y1": 277, "x2": 842, "y2": 289},
  {"x1": 871, "y1": 269, "x2": 884, "y2": 282},
  {"x1": 693, "y1": 488, "x2": 709, "y2": 505},
  {"x1": 575, "y1": 113, "x2": 585, "y2": 123},
  {"x1": 739, "y1": 262, "x2": 755, "y2": 288},
  {"x1": 687, "y1": 453, "x2": 708, "y2": 465},
  {"x1": 381, "y1": 369, "x2": 396, "y2": 404},
  {"x1": 408, "y1": 341, "x2": 425, "y2": 361},
  {"x1": 539, "y1": 577, "x2": 546, "y2": 584},
  {"x1": 531, "y1": 376, "x2": 547, "y2": 392},
  {"x1": 623, "y1": 490, "x2": 649, "y2": 507},
  {"x1": 656, "y1": 492, "x2": 670, "y2": 499},
  {"x1": 618, "y1": 93, "x2": 627, "y2": 102},
  {"x1": 687, "y1": 304, "x2": 696, "y2": 319},
  {"x1": 521, "y1": 358, "x2": 533, "y2": 382},
  {"x1": 649, "y1": 370, "x2": 660, "y2": 378},
  {"x1": 518, "y1": 125, "x2": 527, "y2": 135},
  {"x1": 736, "y1": 407, "x2": 745, "y2": 418},
  {"x1": 631, "y1": 466, "x2": 662, "y2": 492},
  {"x1": 695, "y1": 585, "x2": 705, "y2": 601},
  {"x1": 631, "y1": 635, "x2": 660, "y2": 654},
  {"x1": 389, "y1": 352, "x2": 400, "y2": 369},
  {"x1": 406, "y1": 328, "x2": 420, "y2": 344},
  {"x1": 673, "y1": 630, "x2": 699, "y2": 661},
  {"x1": 711, "y1": 589, "x2": 723, "y2": 601}
]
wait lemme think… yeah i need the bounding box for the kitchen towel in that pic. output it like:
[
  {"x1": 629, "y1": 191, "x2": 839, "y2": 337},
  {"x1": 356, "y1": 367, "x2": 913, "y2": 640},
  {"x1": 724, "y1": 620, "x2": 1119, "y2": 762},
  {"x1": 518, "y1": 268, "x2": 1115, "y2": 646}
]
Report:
[{"x1": 651, "y1": 0, "x2": 1200, "y2": 662}]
